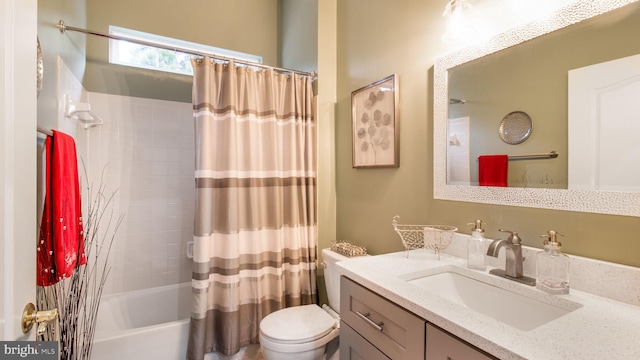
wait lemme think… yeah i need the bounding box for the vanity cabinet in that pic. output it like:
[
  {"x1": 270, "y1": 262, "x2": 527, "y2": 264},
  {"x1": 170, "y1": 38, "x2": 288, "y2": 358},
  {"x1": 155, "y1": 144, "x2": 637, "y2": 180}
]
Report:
[
  {"x1": 340, "y1": 276, "x2": 497, "y2": 360},
  {"x1": 340, "y1": 277, "x2": 425, "y2": 360},
  {"x1": 426, "y1": 323, "x2": 495, "y2": 360},
  {"x1": 340, "y1": 321, "x2": 390, "y2": 360}
]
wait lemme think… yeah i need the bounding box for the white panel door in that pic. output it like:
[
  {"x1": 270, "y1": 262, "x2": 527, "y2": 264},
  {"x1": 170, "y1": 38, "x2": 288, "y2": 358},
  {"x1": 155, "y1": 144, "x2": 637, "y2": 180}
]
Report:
[
  {"x1": 1, "y1": 0, "x2": 38, "y2": 340},
  {"x1": 568, "y1": 53, "x2": 640, "y2": 191}
]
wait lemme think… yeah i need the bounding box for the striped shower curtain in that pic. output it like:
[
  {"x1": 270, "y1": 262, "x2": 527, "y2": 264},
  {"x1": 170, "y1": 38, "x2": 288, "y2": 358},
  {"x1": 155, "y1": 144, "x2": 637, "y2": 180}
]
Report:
[{"x1": 187, "y1": 59, "x2": 317, "y2": 359}]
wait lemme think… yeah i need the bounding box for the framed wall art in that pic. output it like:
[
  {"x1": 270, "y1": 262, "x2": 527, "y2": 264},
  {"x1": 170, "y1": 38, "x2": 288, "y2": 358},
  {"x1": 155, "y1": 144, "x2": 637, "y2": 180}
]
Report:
[{"x1": 351, "y1": 74, "x2": 399, "y2": 168}]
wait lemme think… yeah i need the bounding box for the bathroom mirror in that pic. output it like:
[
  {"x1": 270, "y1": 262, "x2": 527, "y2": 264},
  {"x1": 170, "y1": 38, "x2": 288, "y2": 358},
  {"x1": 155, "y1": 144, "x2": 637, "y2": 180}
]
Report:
[{"x1": 434, "y1": 0, "x2": 640, "y2": 217}]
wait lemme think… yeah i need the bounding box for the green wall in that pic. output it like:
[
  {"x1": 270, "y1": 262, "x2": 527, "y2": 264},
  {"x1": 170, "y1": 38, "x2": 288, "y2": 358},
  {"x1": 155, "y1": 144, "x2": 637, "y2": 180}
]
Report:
[
  {"x1": 334, "y1": 0, "x2": 446, "y2": 256},
  {"x1": 280, "y1": 0, "x2": 318, "y2": 74},
  {"x1": 335, "y1": 0, "x2": 640, "y2": 267}
]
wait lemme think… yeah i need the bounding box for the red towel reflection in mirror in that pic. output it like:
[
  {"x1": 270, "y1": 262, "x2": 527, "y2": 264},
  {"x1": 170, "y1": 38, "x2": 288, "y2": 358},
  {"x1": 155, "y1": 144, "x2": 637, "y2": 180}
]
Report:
[{"x1": 478, "y1": 155, "x2": 508, "y2": 187}]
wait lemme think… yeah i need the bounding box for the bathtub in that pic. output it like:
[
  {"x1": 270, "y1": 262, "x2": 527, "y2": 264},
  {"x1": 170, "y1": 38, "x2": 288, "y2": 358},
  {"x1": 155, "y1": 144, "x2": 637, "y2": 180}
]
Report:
[
  {"x1": 91, "y1": 282, "x2": 264, "y2": 360},
  {"x1": 91, "y1": 283, "x2": 191, "y2": 360}
]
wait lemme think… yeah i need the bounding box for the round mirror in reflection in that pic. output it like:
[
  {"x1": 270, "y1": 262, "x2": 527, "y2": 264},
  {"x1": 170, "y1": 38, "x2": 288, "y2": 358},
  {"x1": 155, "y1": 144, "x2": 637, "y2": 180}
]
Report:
[{"x1": 498, "y1": 111, "x2": 532, "y2": 145}]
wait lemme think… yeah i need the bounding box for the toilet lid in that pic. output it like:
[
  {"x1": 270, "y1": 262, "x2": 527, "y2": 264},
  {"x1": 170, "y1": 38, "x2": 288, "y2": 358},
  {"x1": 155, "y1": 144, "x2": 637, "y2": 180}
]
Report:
[{"x1": 260, "y1": 304, "x2": 338, "y2": 344}]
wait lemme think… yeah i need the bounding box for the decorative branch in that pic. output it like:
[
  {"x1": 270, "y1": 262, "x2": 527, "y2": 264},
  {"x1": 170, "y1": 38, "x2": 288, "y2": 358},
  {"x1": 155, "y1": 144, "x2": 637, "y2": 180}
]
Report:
[{"x1": 38, "y1": 163, "x2": 123, "y2": 360}]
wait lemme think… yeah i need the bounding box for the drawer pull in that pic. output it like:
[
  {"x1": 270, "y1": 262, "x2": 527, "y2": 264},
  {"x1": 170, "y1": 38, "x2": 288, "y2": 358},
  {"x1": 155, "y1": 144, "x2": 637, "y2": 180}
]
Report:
[{"x1": 355, "y1": 310, "x2": 384, "y2": 331}]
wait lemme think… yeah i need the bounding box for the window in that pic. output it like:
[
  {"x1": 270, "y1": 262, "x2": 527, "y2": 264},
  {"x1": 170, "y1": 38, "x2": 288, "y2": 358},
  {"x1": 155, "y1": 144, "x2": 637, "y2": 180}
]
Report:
[{"x1": 109, "y1": 26, "x2": 263, "y2": 76}]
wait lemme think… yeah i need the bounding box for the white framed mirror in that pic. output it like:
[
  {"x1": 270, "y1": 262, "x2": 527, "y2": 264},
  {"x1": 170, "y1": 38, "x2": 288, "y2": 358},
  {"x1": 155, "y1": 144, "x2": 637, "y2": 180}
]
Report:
[{"x1": 434, "y1": 0, "x2": 640, "y2": 217}]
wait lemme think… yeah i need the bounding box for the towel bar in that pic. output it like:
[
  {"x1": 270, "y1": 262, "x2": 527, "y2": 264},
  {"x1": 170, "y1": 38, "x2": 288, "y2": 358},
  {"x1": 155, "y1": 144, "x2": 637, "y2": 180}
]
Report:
[{"x1": 477, "y1": 151, "x2": 558, "y2": 161}]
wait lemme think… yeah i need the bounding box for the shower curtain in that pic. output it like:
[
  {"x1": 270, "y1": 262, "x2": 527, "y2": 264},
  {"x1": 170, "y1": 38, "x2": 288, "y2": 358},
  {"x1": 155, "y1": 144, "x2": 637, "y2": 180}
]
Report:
[{"x1": 187, "y1": 59, "x2": 317, "y2": 359}]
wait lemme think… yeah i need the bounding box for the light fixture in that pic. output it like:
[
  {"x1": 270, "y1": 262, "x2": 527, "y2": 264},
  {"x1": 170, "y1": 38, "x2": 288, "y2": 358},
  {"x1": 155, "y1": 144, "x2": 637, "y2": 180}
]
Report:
[
  {"x1": 441, "y1": 0, "x2": 580, "y2": 46},
  {"x1": 441, "y1": 0, "x2": 475, "y2": 44}
]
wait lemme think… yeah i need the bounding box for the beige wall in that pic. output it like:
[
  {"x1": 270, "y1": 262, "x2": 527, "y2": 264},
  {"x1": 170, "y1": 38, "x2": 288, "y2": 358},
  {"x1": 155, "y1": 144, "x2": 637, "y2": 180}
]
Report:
[
  {"x1": 84, "y1": 0, "x2": 281, "y2": 102},
  {"x1": 38, "y1": 0, "x2": 640, "y2": 268},
  {"x1": 335, "y1": 0, "x2": 640, "y2": 267}
]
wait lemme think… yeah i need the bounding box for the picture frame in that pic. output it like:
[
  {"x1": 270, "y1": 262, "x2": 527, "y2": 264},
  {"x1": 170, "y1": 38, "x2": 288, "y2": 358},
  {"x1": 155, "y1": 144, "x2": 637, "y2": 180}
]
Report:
[{"x1": 351, "y1": 74, "x2": 399, "y2": 168}]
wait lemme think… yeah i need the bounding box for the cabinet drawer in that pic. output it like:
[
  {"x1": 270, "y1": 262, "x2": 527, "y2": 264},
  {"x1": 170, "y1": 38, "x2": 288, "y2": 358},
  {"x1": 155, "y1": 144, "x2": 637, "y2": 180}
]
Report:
[
  {"x1": 341, "y1": 276, "x2": 425, "y2": 360},
  {"x1": 426, "y1": 324, "x2": 496, "y2": 360},
  {"x1": 340, "y1": 322, "x2": 390, "y2": 360}
]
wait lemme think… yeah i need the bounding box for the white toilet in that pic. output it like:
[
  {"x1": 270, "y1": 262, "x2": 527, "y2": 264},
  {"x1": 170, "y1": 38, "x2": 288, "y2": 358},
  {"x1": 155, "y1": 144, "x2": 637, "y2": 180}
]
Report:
[{"x1": 259, "y1": 248, "x2": 348, "y2": 360}]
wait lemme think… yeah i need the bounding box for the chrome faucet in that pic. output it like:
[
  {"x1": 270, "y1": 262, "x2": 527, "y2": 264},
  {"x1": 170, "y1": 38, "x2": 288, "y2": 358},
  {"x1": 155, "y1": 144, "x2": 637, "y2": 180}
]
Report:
[{"x1": 486, "y1": 229, "x2": 536, "y2": 286}]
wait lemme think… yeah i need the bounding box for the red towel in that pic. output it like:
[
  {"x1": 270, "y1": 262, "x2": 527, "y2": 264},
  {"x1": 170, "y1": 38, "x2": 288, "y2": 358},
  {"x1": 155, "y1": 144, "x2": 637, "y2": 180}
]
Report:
[
  {"x1": 37, "y1": 130, "x2": 85, "y2": 286},
  {"x1": 478, "y1": 155, "x2": 508, "y2": 187}
]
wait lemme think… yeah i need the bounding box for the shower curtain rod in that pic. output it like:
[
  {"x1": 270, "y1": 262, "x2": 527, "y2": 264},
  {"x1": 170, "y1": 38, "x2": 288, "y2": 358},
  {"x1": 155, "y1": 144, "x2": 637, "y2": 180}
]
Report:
[{"x1": 57, "y1": 20, "x2": 317, "y2": 78}]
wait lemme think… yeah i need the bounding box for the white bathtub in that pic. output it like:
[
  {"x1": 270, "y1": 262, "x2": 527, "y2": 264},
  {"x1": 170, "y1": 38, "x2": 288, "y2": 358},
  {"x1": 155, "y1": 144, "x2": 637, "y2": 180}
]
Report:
[
  {"x1": 91, "y1": 283, "x2": 191, "y2": 360},
  {"x1": 91, "y1": 282, "x2": 264, "y2": 360}
]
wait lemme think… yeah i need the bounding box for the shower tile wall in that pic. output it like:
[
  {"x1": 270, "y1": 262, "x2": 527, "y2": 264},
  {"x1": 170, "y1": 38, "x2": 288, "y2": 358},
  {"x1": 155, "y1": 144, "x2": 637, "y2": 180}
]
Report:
[
  {"x1": 86, "y1": 92, "x2": 195, "y2": 295},
  {"x1": 447, "y1": 116, "x2": 471, "y2": 186}
]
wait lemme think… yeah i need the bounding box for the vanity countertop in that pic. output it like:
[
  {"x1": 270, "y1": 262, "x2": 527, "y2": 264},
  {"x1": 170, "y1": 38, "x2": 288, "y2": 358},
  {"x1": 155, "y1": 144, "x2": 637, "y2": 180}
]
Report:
[{"x1": 336, "y1": 249, "x2": 640, "y2": 360}]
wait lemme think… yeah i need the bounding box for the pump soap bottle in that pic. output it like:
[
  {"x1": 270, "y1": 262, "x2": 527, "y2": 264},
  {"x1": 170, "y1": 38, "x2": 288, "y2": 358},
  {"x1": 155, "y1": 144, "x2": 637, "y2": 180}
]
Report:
[
  {"x1": 467, "y1": 220, "x2": 486, "y2": 270},
  {"x1": 536, "y1": 230, "x2": 570, "y2": 294}
]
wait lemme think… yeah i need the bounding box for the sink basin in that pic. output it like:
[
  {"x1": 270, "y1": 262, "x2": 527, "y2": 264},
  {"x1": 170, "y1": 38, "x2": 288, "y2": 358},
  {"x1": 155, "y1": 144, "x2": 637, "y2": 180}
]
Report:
[{"x1": 408, "y1": 271, "x2": 579, "y2": 331}]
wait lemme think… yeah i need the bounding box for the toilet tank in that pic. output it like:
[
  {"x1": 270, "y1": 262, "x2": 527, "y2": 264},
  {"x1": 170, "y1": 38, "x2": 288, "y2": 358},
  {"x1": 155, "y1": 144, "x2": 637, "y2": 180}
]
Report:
[{"x1": 322, "y1": 248, "x2": 350, "y2": 314}]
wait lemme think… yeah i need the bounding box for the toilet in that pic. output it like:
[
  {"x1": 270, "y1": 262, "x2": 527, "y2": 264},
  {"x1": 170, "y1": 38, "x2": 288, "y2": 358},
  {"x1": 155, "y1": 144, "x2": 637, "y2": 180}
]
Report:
[{"x1": 259, "y1": 248, "x2": 348, "y2": 360}]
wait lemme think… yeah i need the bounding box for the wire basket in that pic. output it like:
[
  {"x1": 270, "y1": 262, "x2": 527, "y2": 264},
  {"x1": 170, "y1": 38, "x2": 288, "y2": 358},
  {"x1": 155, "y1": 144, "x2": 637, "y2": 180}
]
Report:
[{"x1": 392, "y1": 215, "x2": 457, "y2": 259}]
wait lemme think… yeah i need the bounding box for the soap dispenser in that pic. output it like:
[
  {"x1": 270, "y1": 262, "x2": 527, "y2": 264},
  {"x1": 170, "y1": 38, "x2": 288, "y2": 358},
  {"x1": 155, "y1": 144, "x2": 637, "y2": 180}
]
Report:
[
  {"x1": 536, "y1": 230, "x2": 570, "y2": 294},
  {"x1": 467, "y1": 220, "x2": 487, "y2": 270}
]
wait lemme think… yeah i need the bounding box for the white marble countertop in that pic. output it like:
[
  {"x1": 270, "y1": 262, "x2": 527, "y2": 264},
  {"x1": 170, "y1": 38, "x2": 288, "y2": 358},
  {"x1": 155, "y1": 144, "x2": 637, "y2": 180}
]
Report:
[{"x1": 335, "y1": 249, "x2": 640, "y2": 360}]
